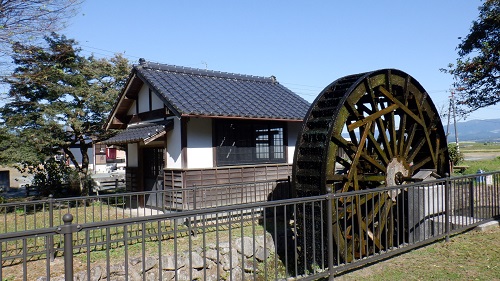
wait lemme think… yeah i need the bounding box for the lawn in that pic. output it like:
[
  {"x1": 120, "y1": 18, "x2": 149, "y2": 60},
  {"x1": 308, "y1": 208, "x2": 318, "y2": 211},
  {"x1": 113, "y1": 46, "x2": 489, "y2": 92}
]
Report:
[{"x1": 335, "y1": 226, "x2": 500, "y2": 280}]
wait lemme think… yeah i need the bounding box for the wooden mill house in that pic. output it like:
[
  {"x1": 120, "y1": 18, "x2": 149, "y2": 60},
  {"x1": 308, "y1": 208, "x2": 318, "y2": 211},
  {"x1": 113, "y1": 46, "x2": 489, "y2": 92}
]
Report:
[{"x1": 102, "y1": 60, "x2": 310, "y2": 209}]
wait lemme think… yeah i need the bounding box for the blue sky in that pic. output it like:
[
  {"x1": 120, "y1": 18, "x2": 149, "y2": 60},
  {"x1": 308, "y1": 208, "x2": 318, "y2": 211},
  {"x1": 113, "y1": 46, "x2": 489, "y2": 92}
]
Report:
[{"x1": 64, "y1": 0, "x2": 496, "y2": 121}]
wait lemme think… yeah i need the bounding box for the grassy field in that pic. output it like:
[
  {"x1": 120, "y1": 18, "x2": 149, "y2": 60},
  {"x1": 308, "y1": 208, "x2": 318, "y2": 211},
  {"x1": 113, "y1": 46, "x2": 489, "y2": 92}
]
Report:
[
  {"x1": 454, "y1": 142, "x2": 500, "y2": 175},
  {"x1": 460, "y1": 141, "x2": 500, "y2": 152},
  {"x1": 336, "y1": 226, "x2": 500, "y2": 280}
]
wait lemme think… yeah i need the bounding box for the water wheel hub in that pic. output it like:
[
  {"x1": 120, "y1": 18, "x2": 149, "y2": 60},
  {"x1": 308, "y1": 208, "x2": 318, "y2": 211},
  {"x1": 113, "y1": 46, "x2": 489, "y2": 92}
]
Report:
[{"x1": 386, "y1": 157, "x2": 410, "y2": 186}]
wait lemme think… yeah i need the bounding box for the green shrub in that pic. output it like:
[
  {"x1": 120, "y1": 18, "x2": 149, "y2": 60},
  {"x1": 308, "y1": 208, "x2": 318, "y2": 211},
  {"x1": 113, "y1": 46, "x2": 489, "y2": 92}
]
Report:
[{"x1": 448, "y1": 143, "x2": 464, "y2": 166}]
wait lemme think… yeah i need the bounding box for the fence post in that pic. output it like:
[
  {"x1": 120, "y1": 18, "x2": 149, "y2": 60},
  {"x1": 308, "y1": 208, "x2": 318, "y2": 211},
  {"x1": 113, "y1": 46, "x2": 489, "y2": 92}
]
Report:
[
  {"x1": 326, "y1": 188, "x2": 335, "y2": 280},
  {"x1": 444, "y1": 173, "x2": 450, "y2": 242},
  {"x1": 192, "y1": 185, "x2": 197, "y2": 236},
  {"x1": 469, "y1": 178, "x2": 474, "y2": 218},
  {"x1": 48, "y1": 194, "x2": 55, "y2": 261},
  {"x1": 58, "y1": 213, "x2": 75, "y2": 281}
]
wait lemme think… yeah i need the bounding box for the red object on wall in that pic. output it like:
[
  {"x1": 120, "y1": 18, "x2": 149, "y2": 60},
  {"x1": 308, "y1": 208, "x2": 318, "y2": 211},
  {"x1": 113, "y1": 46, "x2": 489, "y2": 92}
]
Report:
[{"x1": 106, "y1": 148, "x2": 116, "y2": 160}]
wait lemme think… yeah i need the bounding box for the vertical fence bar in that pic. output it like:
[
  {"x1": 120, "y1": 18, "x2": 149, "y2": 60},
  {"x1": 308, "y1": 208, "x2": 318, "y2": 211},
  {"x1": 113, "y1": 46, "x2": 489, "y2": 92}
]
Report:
[
  {"x1": 61, "y1": 213, "x2": 74, "y2": 281},
  {"x1": 469, "y1": 179, "x2": 474, "y2": 218},
  {"x1": 326, "y1": 189, "x2": 335, "y2": 281},
  {"x1": 445, "y1": 173, "x2": 450, "y2": 242},
  {"x1": 192, "y1": 185, "x2": 197, "y2": 236},
  {"x1": 48, "y1": 194, "x2": 55, "y2": 261}
]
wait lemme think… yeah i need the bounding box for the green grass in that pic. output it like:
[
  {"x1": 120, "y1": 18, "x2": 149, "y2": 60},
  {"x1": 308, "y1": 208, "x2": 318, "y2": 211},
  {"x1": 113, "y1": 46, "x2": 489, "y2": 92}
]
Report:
[
  {"x1": 335, "y1": 227, "x2": 500, "y2": 280},
  {"x1": 462, "y1": 157, "x2": 500, "y2": 174},
  {"x1": 460, "y1": 141, "x2": 500, "y2": 151},
  {"x1": 451, "y1": 141, "x2": 500, "y2": 175}
]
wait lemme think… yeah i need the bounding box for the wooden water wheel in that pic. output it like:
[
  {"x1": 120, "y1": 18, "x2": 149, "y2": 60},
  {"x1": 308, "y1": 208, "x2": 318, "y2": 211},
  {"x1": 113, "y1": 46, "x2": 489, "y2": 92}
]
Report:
[{"x1": 292, "y1": 69, "x2": 450, "y2": 263}]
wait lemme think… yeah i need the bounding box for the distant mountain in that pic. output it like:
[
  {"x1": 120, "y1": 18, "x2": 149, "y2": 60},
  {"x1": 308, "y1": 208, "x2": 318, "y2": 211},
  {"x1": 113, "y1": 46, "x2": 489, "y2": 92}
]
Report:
[
  {"x1": 340, "y1": 118, "x2": 500, "y2": 143},
  {"x1": 445, "y1": 118, "x2": 500, "y2": 143}
]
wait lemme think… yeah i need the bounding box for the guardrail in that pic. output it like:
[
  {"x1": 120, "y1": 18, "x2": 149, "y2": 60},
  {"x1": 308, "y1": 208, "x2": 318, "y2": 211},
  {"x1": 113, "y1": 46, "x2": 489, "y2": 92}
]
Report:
[{"x1": 0, "y1": 173, "x2": 498, "y2": 280}]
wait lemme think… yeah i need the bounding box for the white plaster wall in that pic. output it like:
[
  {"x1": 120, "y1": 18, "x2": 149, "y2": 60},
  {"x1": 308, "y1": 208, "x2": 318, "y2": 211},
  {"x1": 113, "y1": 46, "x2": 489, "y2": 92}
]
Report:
[
  {"x1": 151, "y1": 92, "x2": 164, "y2": 110},
  {"x1": 187, "y1": 118, "x2": 213, "y2": 169},
  {"x1": 127, "y1": 101, "x2": 137, "y2": 115},
  {"x1": 287, "y1": 122, "x2": 303, "y2": 164},
  {"x1": 127, "y1": 143, "x2": 139, "y2": 167},
  {"x1": 166, "y1": 118, "x2": 183, "y2": 168},
  {"x1": 137, "y1": 85, "x2": 149, "y2": 113}
]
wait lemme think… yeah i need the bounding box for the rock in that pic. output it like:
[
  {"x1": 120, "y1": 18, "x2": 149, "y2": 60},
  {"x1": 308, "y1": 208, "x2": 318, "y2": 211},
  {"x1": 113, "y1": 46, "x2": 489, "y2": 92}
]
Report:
[
  {"x1": 144, "y1": 270, "x2": 157, "y2": 281},
  {"x1": 233, "y1": 237, "x2": 255, "y2": 258},
  {"x1": 128, "y1": 270, "x2": 142, "y2": 281},
  {"x1": 74, "y1": 271, "x2": 86, "y2": 281},
  {"x1": 218, "y1": 242, "x2": 230, "y2": 254},
  {"x1": 161, "y1": 254, "x2": 186, "y2": 270},
  {"x1": 129, "y1": 257, "x2": 142, "y2": 266},
  {"x1": 242, "y1": 258, "x2": 257, "y2": 273},
  {"x1": 204, "y1": 248, "x2": 219, "y2": 262},
  {"x1": 186, "y1": 251, "x2": 205, "y2": 269},
  {"x1": 176, "y1": 267, "x2": 204, "y2": 280},
  {"x1": 204, "y1": 261, "x2": 225, "y2": 281},
  {"x1": 160, "y1": 270, "x2": 176, "y2": 281},
  {"x1": 254, "y1": 246, "x2": 270, "y2": 262},
  {"x1": 108, "y1": 263, "x2": 126, "y2": 276},
  {"x1": 90, "y1": 265, "x2": 103, "y2": 281},
  {"x1": 256, "y1": 234, "x2": 276, "y2": 253},
  {"x1": 142, "y1": 256, "x2": 158, "y2": 273},
  {"x1": 230, "y1": 266, "x2": 244, "y2": 281},
  {"x1": 221, "y1": 249, "x2": 240, "y2": 271}
]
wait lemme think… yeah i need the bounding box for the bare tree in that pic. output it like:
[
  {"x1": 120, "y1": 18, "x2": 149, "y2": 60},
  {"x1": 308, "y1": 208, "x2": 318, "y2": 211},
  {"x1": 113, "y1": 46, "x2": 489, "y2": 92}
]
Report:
[{"x1": 0, "y1": 0, "x2": 82, "y2": 73}]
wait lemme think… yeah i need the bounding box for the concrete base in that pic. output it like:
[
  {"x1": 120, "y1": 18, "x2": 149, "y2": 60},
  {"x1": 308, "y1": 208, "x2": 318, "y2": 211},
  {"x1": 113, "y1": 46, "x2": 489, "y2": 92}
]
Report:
[
  {"x1": 407, "y1": 184, "x2": 446, "y2": 243},
  {"x1": 475, "y1": 220, "x2": 500, "y2": 232},
  {"x1": 429, "y1": 215, "x2": 499, "y2": 233}
]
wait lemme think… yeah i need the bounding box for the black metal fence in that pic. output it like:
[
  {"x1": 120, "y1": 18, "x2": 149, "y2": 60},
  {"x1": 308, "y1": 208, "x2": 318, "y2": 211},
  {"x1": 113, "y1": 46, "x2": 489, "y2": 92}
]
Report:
[{"x1": 0, "y1": 172, "x2": 498, "y2": 280}]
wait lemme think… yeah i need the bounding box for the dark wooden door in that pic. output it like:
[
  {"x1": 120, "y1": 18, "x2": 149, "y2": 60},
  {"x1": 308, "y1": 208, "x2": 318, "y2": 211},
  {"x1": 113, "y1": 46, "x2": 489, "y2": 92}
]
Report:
[{"x1": 143, "y1": 148, "x2": 164, "y2": 209}]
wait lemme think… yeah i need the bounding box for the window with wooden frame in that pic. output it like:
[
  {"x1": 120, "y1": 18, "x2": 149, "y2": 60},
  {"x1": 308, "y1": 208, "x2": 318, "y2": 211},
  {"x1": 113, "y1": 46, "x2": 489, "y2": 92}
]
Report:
[{"x1": 214, "y1": 120, "x2": 286, "y2": 166}]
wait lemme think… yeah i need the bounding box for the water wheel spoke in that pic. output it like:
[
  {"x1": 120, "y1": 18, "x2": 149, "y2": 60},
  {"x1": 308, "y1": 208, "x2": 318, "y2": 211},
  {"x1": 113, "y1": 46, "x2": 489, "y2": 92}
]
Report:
[
  {"x1": 404, "y1": 123, "x2": 418, "y2": 156},
  {"x1": 341, "y1": 122, "x2": 371, "y2": 192},
  {"x1": 327, "y1": 174, "x2": 386, "y2": 183},
  {"x1": 345, "y1": 99, "x2": 364, "y2": 120},
  {"x1": 334, "y1": 135, "x2": 386, "y2": 172},
  {"x1": 398, "y1": 75, "x2": 411, "y2": 155},
  {"x1": 398, "y1": 112, "x2": 408, "y2": 156},
  {"x1": 377, "y1": 86, "x2": 424, "y2": 127},
  {"x1": 355, "y1": 195, "x2": 367, "y2": 256},
  {"x1": 353, "y1": 169, "x2": 360, "y2": 191},
  {"x1": 411, "y1": 155, "x2": 433, "y2": 171},
  {"x1": 413, "y1": 94, "x2": 438, "y2": 166},
  {"x1": 367, "y1": 132, "x2": 390, "y2": 165},
  {"x1": 366, "y1": 78, "x2": 394, "y2": 158},
  {"x1": 388, "y1": 110, "x2": 398, "y2": 156},
  {"x1": 407, "y1": 137, "x2": 426, "y2": 163},
  {"x1": 347, "y1": 104, "x2": 398, "y2": 131},
  {"x1": 434, "y1": 134, "x2": 441, "y2": 169}
]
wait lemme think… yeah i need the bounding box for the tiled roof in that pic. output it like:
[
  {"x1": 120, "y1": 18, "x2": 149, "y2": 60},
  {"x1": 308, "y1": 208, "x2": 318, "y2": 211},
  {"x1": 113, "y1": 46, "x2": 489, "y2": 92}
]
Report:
[
  {"x1": 101, "y1": 122, "x2": 173, "y2": 144},
  {"x1": 135, "y1": 62, "x2": 310, "y2": 120}
]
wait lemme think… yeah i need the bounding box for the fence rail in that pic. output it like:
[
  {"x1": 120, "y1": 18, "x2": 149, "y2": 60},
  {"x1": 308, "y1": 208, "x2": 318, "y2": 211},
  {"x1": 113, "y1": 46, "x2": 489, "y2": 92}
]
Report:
[{"x1": 0, "y1": 172, "x2": 498, "y2": 280}]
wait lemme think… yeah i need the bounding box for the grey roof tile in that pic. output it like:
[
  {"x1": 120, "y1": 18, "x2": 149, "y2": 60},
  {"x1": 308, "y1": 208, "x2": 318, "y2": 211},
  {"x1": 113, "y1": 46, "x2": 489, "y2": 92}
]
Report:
[
  {"x1": 135, "y1": 62, "x2": 310, "y2": 120},
  {"x1": 102, "y1": 122, "x2": 173, "y2": 144}
]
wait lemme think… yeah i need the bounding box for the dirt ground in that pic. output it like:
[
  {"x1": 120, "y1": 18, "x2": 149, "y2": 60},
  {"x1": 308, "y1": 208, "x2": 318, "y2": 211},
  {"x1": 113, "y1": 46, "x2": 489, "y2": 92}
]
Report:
[{"x1": 463, "y1": 151, "x2": 500, "y2": 161}]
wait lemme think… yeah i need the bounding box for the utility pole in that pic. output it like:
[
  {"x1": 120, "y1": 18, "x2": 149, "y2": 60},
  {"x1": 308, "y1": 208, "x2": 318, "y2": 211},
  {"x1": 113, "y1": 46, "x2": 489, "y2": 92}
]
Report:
[
  {"x1": 451, "y1": 91, "x2": 460, "y2": 153},
  {"x1": 446, "y1": 94, "x2": 452, "y2": 138}
]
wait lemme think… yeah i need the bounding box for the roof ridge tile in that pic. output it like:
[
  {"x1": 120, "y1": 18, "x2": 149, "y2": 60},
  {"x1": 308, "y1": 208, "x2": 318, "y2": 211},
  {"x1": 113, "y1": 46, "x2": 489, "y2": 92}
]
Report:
[{"x1": 138, "y1": 61, "x2": 275, "y2": 83}]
